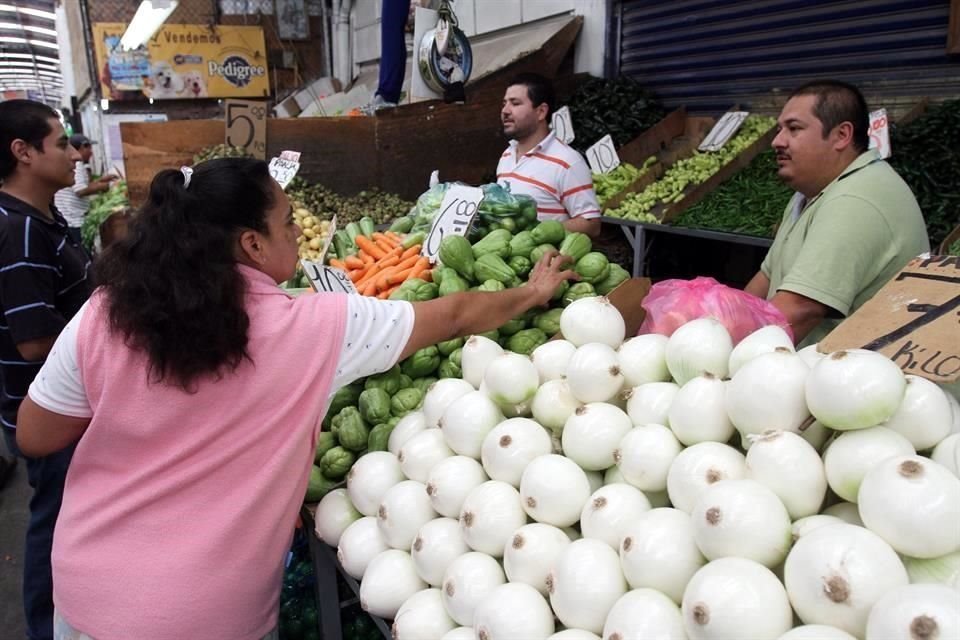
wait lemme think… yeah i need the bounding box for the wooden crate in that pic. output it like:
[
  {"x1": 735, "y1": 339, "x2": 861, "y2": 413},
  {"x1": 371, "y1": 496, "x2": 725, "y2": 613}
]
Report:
[{"x1": 939, "y1": 224, "x2": 960, "y2": 255}]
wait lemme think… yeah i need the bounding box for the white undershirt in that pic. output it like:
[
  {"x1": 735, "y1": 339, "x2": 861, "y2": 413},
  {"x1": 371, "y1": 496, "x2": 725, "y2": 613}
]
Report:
[{"x1": 29, "y1": 295, "x2": 415, "y2": 418}]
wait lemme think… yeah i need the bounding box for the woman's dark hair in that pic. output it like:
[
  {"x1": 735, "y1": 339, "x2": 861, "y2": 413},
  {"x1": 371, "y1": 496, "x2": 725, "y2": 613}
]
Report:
[
  {"x1": 94, "y1": 157, "x2": 276, "y2": 391},
  {"x1": 789, "y1": 80, "x2": 870, "y2": 152},
  {"x1": 508, "y1": 72, "x2": 556, "y2": 119},
  {"x1": 0, "y1": 100, "x2": 58, "y2": 180}
]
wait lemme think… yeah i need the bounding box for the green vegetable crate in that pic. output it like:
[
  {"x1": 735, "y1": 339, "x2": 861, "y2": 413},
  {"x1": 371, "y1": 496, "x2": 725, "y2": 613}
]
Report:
[{"x1": 939, "y1": 224, "x2": 960, "y2": 257}]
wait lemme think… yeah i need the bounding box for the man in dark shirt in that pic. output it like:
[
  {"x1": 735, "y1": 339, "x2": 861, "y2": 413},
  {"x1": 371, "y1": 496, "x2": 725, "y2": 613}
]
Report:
[{"x1": 0, "y1": 100, "x2": 92, "y2": 640}]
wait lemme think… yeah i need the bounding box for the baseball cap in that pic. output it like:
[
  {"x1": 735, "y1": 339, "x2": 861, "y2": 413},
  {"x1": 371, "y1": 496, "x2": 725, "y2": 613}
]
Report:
[{"x1": 69, "y1": 134, "x2": 96, "y2": 148}]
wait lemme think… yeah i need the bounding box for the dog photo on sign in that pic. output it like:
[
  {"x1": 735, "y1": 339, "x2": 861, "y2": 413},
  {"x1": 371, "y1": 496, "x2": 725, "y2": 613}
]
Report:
[{"x1": 146, "y1": 61, "x2": 184, "y2": 98}]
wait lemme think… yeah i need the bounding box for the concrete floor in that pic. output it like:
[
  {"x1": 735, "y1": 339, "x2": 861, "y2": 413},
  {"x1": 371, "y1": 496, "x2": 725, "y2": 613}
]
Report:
[{"x1": 1, "y1": 458, "x2": 30, "y2": 639}]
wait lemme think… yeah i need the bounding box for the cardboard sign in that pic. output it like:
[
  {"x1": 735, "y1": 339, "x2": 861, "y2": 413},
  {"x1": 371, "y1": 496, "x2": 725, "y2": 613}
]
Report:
[
  {"x1": 421, "y1": 184, "x2": 484, "y2": 263},
  {"x1": 551, "y1": 106, "x2": 575, "y2": 144},
  {"x1": 818, "y1": 255, "x2": 960, "y2": 383},
  {"x1": 300, "y1": 259, "x2": 357, "y2": 294},
  {"x1": 699, "y1": 111, "x2": 749, "y2": 152},
  {"x1": 225, "y1": 99, "x2": 266, "y2": 159},
  {"x1": 586, "y1": 134, "x2": 621, "y2": 174},
  {"x1": 269, "y1": 150, "x2": 301, "y2": 190},
  {"x1": 868, "y1": 108, "x2": 892, "y2": 159}
]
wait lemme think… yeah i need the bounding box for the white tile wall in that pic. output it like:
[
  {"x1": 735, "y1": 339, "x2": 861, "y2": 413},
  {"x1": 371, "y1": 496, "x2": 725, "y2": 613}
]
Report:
[{"x1": 523, "y1": 0, "x2": 575, "y2": 22}]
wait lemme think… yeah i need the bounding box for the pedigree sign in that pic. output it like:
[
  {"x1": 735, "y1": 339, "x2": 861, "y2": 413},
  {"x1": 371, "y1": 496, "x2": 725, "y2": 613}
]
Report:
[{"x1": 93, "y1": 23, "x2": 269, "y2": 100}]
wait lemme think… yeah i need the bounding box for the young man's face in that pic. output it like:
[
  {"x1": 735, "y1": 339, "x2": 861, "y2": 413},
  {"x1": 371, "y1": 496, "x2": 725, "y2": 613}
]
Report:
[
  {"x1": 27, "y1": 118, "x2": 81, "y2": 189},
  {"x1": 501, "y1": 84, "x2": 545, "y2": 140}
]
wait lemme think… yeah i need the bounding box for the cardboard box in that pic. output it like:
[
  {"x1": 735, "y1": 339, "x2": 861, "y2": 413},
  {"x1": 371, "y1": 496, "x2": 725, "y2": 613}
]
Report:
[
  {"x1": 293, "y1": 77, "x2": 341, "y2": 111},
  {"x1": 274, "y1": 94, "x2": 302, "y2": 119},
  {"x1": 606, "y1": 277, "x2": 652, "y2": 336},
  {"x1": 939, "y1": 224, "x2": 960, "y2": 255}
]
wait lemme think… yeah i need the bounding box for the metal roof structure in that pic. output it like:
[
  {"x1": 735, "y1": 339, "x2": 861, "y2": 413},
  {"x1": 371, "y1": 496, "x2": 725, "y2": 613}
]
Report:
[{"x1": 0, "y1": 0, "x2": 61, "y2": 102}]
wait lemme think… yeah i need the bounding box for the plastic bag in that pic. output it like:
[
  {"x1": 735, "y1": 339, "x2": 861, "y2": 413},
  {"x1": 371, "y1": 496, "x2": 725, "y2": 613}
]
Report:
[{"x1": 637, "y1": 276, "x2": 794, "y2": 344}]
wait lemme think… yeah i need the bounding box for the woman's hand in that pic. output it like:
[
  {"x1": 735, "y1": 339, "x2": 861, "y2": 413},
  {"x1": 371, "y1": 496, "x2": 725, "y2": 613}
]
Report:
[{"x1": 525, "y1": 250, "x2": 579, "y2": 307}]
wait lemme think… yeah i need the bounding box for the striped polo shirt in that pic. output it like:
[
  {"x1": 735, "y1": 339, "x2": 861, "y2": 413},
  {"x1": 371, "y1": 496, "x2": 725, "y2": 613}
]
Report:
[
  {"x1": 496, "y1": 131, "x2": 602, "y2": 222},
  {"x1": 53, "y1": 161, "x2": 91, "y2": 228},
  {"x1": 0, "y1": 191, "x2": 92, "y2": 431}
]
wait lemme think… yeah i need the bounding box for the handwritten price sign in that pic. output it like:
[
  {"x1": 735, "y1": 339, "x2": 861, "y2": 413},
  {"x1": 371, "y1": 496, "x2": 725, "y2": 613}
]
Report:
[
  {"x1": 422, "y1": 184, "x2": 484, "y2": 263},
  {"x1": 586, "y1": 134, "x2": 621, "y2": 174},
  {"x1": 269, "y1": 150, "x2": 301, "y2": 190},
  {"x1": 300, "y1": 259, "x2": 358, "y2": 294},
  {"x1": 868, "y1": 109, "x2": 891, "y2": 159},
  {"x1": 551, "y1": 106, "x2": 575, "y2": 145},
  {"x1": 699, "y1": 111, "x2": 749, "y2": 152},
  {"x1": 225, "y1": 99, "x2": 267, "y2": 159}
]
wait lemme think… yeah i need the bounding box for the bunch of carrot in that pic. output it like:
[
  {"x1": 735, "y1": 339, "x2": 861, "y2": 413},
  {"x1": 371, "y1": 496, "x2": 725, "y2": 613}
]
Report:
[{"x1": 329, "y1": 231, "x2": 431, "y2": 299}]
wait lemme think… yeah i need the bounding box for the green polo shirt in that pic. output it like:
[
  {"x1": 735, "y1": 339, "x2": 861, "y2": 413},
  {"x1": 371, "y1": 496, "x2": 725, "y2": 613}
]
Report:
[{"x1": 761, "y1": 149, "x2": 929, "y2": 346}]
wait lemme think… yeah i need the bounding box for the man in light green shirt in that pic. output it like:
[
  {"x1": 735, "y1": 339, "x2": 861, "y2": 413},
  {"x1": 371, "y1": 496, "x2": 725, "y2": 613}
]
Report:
[{"x1": 745, "y1": 80, "x2": 929, "y2": 346}]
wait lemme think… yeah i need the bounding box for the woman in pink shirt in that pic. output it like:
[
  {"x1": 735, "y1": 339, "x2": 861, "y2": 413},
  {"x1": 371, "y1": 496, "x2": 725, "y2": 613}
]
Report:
[{"x1": 15, "y1": 157, "x2": 576, "y2": 640}]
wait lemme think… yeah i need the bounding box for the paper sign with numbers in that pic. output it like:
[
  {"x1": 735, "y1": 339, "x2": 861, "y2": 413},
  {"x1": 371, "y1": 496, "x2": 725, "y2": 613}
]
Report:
[
  {"x1": 300, "y1": 259, "x2": 358, "y2": 294},
  {"x1": 586, "y1": 134, "x2": 621, "y2": 174},
  {"x1": 421, "y1": 184, "x2": 484, "y2": 263},
  {"x1": 225, "y1": 99, "x2": 267, "y2": 159},
  {"x1": 699, "y1": 111, "x2": 750, "y2": 152},
  {"x1": 551, "y1": 106, "x2": 575, "y2": 144},
  {"x1": 269, "y1": 150, "x2": 301, "y2": 190},
  {"x1": 868, "y1": 109, "x2": 891, "y2": 159}
]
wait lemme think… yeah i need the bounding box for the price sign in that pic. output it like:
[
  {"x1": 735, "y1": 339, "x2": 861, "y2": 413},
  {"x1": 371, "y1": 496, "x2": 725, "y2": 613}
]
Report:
[
  {"x1": 268, "y1": 150, "x2": 301, "y2": 190},
  {"x1": 551, "y1": 106, "x2": 575, "y2": 144},
  {"x1": 300, "y1": 259, "x2": 358, "y2": 294},
  {"x1": 819, "y1": 255, "x2": 960, "y2": 383},
  {"x1": 421, "y1": 184, "x2": 484, "y2": 263},
  {"x1": 868, "y1": 108, "x2": 892, "y2": 159},
  {"x1": 319, "y1": 214, "x2": 337, "y2": 263},
  {"x1": 699, "y1": 111, "x2": 750, "y2": 152},
  {"x1": 225, "y1": 99, "x2": 267, "y2": 159},
  {"x1": 586, "y1": 134, "x2": 621, "y2": 174}
]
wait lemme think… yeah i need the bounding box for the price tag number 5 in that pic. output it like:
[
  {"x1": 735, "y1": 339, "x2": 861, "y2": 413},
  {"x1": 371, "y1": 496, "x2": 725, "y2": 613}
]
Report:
[{"x1": 225, "y1": 101, "x2": 266, "y2": 156}]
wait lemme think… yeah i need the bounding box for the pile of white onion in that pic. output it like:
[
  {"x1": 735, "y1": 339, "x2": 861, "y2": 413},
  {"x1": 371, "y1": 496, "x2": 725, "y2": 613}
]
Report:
[{"x1": 313, "y1": 296, "x2": 960, "y2": 639}]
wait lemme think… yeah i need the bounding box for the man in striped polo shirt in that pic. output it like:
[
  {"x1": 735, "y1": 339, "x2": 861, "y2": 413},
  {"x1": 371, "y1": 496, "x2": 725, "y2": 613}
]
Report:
[
  {"x1": 53, "y1": 134, "x2": 117, "y2": 247},
  {"x1": 0, "y1": 100, "x2": 93, "y2": 640},
  {"x1": 497, "y1": 73, "x2": 602, "y2": 238}
]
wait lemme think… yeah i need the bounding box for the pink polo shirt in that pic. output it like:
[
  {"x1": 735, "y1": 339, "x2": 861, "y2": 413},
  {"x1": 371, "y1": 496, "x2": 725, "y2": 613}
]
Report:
[{"x1": 37, "y1": 266, "x2": 410, "y2": 640}]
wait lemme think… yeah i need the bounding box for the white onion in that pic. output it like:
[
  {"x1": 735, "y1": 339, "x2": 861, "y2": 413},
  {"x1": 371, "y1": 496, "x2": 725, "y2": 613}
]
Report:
[
  {"x1": 337, "y1": 516, "x2": 389, "y2": 580},
  {"x1": 668, "y1": 374, "x2": 734, "y2": 446},
  {"x1": 602, "y1": 588, "x2": 685, "y2": 640},
  {"x1": 617, "y1": 334, "x2": 671, "y2": 386},
  {"x1": 426, "y1": 455, "x2": 489, "y2": 518},
  {"x1": 503, "y1": 523, "x2": 571, "y2": 596},
  {"x1": 423, "y1": 379, "x2": 476, "y2": 428},
  {"x1": 614, "y1": 424, "x2": 682, "y2": 492},
  {"x1": 392, "y1": 588, "x2": 457, "y2": 640},
  {"x1": 531, "y1": 379, "x2": 583, "y2": 435},
  {"x1": 472, "y1": 583, "x2": 556, "y2": 640},
  {"x1": 858, "y1": 455, "x2": 960, "y2": 558},
  {"x1": 559, "y1": 296, "x2": 626, "y2": 348},
  {"x1": 797, "y1": 343, "x2": 826, "y2": 368},
  {"x1": 945, "y1": 385, "x2": 960, "y2": 433},
  {"x1": 548, "y1": 539, "x2": 627, "y2": 634},
  {"x1": 902, "y1": 551, "x2": 960, "y2": 589},
  {"x1": 389, "y1": 411, "x2": 428, "y2": 455},
  {"x1": 883, "y1": 374, "x2": 954, "y2": 450},
  {"x1": 666, "y1": 442, "x2": 747, "y2": 513},
  {"x1": 691, "y1": 478, "x2": 792, "y2": 568},
  {"x1": 805, "y1": 349, "x2": 906, "y2": 430},
  {"x1": 346, "y1": 451, "x2": 405, "y2": 517},
  {"x1": 562, "y1": 403, "x2": 633, "y2": 471},
  {"x1": 531, "y1": 340, "x2": 577, "y2": 384},
  {"x1": 822, "y1": 426, "x2": 915, "y2": 502},
  {"x1": 377, "y1": 480, "x2": 438, "y2": 550},
  {"x1": 727, "y1": 349, "x2": 811, "y2": 441},
  {"x1": 459, "y1": 480, "x2": 527, "y2": 557},
  {"x1": 547, "y1": 631, "x2": 600, "y2": 640},
  {"x1": 624, "y1": 381, "x2": 679, "y2": 428},
  {"x1": 865, "y1": 583, "x2": 960, "y2": 640},
  {"x1": 932, "y1": 433, "x2": 960, "y2": 478},
  {"x1": 784, "y1": 523, "x2": 908, "y2": 637},
  {"x1": 400, "y1": 428, "x2": 455, "y2": 483},
  {"x1": 665, "y1": 317, "x2": 733, "y2": 385},
  {"x1": 483, "y1": 352, "x2": 541, "y2": 406},
  {"x1": 520, "y1": 454, "x2": 592, "y2": 527},
  {"x1": 411, "y1": 517, "x2": 469, "y2": 587},
  {"x1": 566, "y1": 343, "x2": 625, "y2": 403},
  {"x1": 440, "y1": 390, "x2": 504, "y2": 459},
  {"x1": 360, "y1": 549, "x2": 427, "y2": 619},
  {"x1": 620, "y1": 507, "x2": 705, "y2": 603},
  {"x1": 461, "y1": 336, "x2": 504, "y2": 389},
  {"x1": 579, "y1": 483, "x2": 651, "y2": 550},
  {"x1": 777, "y1": 625, "x2": 856, "y2": 640},
  {"x1": 821, "y1": 502, "x2": 864, "y2": 526},
  {"x1": 441, "y1": 552, "x2": 506, "y2": 627},
  {"x1": 682, "y1": 557, "x2": 793, "y2": 640},
  {"x1": 314, "y1": 488, "x2": 361, "y2": 547},
  {"x1": 728, "y1": 324, "x2": 795, "y2": 376},
  {"x1": 441, "y1": 629, "x2": 475, "y2": 640},
  {"x1": 745, "y1": 430, "x2": 827, "y2": 519},
  {"x1": 791, "y1": 515, "x2": 845, "y2": 543},
  {"x1": 480, "y1": 418, "x2": 553, "y2": 487}
]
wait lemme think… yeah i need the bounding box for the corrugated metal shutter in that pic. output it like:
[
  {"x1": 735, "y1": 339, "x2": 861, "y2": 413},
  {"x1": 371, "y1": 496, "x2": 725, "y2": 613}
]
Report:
[{"x1": 616, "y1": 0, "x2": 960, "y2": 115}]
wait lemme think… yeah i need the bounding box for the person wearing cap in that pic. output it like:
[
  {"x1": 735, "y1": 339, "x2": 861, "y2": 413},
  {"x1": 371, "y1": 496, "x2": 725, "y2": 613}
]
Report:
[{"x1": 53, "y1": 134, "x2": 117, "y2": 247}]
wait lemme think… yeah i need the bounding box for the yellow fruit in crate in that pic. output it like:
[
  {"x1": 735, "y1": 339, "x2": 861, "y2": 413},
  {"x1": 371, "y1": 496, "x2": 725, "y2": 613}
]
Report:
[
  {"x1": 308, "y1": 237, "x2": 322, "y2": 250},
  {"x1": 302, "y1": 227, "x2": 317, "y2": 239}
]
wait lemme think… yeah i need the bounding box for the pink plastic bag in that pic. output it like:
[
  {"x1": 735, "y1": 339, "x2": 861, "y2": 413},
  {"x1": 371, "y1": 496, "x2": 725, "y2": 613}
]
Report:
[{"x1": 637, "y1": 277, "x2": 794, "y2": 344}]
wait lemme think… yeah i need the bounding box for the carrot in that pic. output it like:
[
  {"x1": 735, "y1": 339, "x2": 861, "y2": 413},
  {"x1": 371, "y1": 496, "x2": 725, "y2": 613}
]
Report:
[
  {"x1": 372, "y1": 232, "x2": 401, "y2": 247},
  {"x1": 355, "y1": 236, "x2": 386, "y2": 260},
  {"x1": 377, "y1": 254, "x2": 400, "y2": 270},
  {"x1": 385, "y1": 267, "x2": 415, "y2": 286},
  {"x1": 375, "y1": 238, "x2": 395, "y2": 254},
  {"x1": 374, "y1": 266, "x2": 401, "y2": 292},
  {"x1": 328, "y1": 258, "x2": 347, "y2": 270},
  {"x1": 406, "y1": 257, "x2": 431, "y2": 281},
  {"x1": 378, "y1": 284, "x2": 401, "y2": 299},
  {"x1": 348, "y1": 267, "x2": 368, "y2": 283},
  {"x1": 384, "y1": 255, "x2": 427, "y2": 286},
  {"x1": 385, "y1": 231, "x2": 403, "y2": 243},
  {"x1": 354, "y1": 262, "x2": 383, "y2": 288},
  {"x1": 401, "y1": 244, "x2": 422, "y2": 260},
  {"x1": 420, "y1": 269, "x2": 432, "y2": 283},
  {"x1": 360, "y1": 251, "x2": 374, "y2": 265},
  {"x1": 361, "y1": 279, "x2": 377, "y2": 296},
  {"x1": 344, "y1": 255, "x2": 364, "y2": 270}
]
